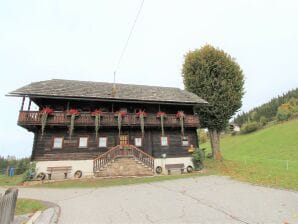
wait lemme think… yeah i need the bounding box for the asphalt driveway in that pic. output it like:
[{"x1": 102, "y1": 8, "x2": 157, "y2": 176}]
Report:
[{"x1": 2, "y1": 176, "x2": 298, "y2": 224}]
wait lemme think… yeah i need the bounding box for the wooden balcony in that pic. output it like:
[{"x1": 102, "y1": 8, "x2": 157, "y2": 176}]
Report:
[{"x1": 18, "y1": 111, "x2": 199, "y2": 128}]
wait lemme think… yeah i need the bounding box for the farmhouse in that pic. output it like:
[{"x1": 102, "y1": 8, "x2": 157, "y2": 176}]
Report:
[{"x1": 9, "y1": 79, "x2": 206, "y2": 178}]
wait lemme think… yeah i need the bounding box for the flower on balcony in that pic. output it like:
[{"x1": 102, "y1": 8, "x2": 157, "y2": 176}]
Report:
[
  {"x1": 41, "y1": 107, "x2": 54, "y2": 115},
  {"x1": 176, "y1": 111, "x2": 185, "y2": 137},
  {"x1": 67, "y1": 109, "x2": 80, "y2": 139},
  {"x1": 67, "y1": 109, "x2": 80, "y2": 116},
  {"x1": 136, "y1": 110, "x2": 147, "y2": 137},
  {"x1": 91, "y1": 109, "x2": 103, "y2": 116},
  {"x1": 91, "y1": 109, "x2": 102, "y2": 139},
  {"x1": 136, "y1": 111, "x2": 147, "y2": 117},
  {"x1": 40, "y1": 107, "x2": 54, "y2": 138},
  {"x1": 156, "y1": 111, "x2": 166, "y2": 118},
  {"x1": 157, "y1": 111, "x2": 166, "y2": 136},
  {"x1": 114, "y1": 111, "x2": 126, "y2": 136},
  {"x1": 176, "y1": 111, "x2": 185, "y2": 118},
  {"x1": 114, "y1": 111, "x2": 127, "y2": 117}
]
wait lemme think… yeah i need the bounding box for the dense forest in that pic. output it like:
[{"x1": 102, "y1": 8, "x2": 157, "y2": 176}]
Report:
[{"x1": 233, "y1": 88, "x2": 298, "y2": 127}]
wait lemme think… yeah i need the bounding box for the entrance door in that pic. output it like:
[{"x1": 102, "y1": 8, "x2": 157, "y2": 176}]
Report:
[{"x1": 120, "y1": 135, "x2": 129, "y2": 145}]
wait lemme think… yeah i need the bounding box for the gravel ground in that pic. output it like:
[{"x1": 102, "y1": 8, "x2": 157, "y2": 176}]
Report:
[{"x1": 2, "y1": 175, "x2": 298, "y2": 224}]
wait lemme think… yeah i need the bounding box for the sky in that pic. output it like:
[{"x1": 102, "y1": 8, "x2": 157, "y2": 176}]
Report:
[{"x1": 0, "y1": 0, "x2": 297, "y2": 158}]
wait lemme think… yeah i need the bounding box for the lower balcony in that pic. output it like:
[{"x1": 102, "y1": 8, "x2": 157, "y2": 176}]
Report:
[{"x1": 18, "y1": 111, "x2": 200, "y2": 128}]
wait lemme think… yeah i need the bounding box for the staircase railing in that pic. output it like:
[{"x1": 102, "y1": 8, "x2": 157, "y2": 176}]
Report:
[{"x1": 93, "y1": 145, "x2": 155, "y2": 172}]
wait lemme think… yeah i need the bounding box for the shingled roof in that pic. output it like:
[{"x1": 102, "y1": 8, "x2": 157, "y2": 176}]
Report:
[{"x1": 9, "y1": 79, "x2": 207, "y2": 105}]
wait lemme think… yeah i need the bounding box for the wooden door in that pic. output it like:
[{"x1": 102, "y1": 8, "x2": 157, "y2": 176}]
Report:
[{"x1": 120, "y1": 135, "x2": 129, "y2": 145}]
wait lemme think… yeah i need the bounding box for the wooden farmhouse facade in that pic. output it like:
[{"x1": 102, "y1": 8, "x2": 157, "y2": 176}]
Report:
[{"x1": 9, "y1": 79, "x2": 207, "y2": 178}]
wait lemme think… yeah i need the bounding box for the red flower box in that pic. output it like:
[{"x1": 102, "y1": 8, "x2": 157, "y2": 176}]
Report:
[
  {"x1": 67, "y1": 109, "x2": 80, "y2": 116},
  {"x1": 115, "y1": 111, "x2": 127, "y2": 117},
  {"x1": 41, "y1": 107, "x2": 54, "y2": 115},
  {"x1": 91, "y1": 109, "x2": 103, "y2": 116},
  {"x1": 176, "y1": 111, "x2": 185, "y2": 118},
  {"x1": 157, "y1": 111, "x2": 166, "y2": 118},
  {"x1": 136, "y1": 111, "x2": 147, "y2": 117}
]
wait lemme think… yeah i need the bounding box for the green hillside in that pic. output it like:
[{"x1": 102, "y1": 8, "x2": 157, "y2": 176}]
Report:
[{"x1": 202, "y1": 119, "x2": 298, "y2": 190}]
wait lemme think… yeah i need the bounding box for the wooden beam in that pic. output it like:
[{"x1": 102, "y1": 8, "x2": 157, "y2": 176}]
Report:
[
  {"x1": 20, "y1": 97, "x2": 25, "y2": 111},
  {"x1": 27, "y1": 99, "x2": 32, "y2": 111}
]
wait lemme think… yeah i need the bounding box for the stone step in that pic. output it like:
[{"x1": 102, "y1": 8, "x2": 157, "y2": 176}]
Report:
[{"x1": 94, "y1": 156, "x2": 154, "y2": 177}]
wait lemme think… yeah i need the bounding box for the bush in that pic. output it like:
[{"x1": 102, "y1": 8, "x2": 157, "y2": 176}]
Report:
[
  {"x1": 240, "y1": 121, "x2": 259, "y2": 134},
  {"x1": 22, "y1": 162, "x2": 36, "y2": 182},
  {"x1": 192, "y1": 148, "x2": 205, "y2": 170},
  {"x1": 276, "y1": 103, "x2": 293, "y2": 121},
  {"x1": 259, "y1": 116, "x2": 268, "y2": 126},
  {"x1": 198, "y1": 129, "x2": 208, "y2": 144}
]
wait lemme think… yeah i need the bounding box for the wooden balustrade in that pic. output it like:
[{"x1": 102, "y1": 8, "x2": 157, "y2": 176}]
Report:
[
  {"x1": 18, "y1": 111, "x2": 199, "y2": 128},
  {"x1": 93, "y1": 145, "x2": 154, "y2": 172}
]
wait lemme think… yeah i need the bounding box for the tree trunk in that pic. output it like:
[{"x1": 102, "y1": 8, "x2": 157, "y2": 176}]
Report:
[{"x1": 209, "y1": 129, "x2": 223, "y2": 160}]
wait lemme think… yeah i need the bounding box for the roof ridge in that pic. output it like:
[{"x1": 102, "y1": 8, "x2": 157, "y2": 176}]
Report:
[{"x1": 49, "y1": 79, "x2": 182, "y2": 90}]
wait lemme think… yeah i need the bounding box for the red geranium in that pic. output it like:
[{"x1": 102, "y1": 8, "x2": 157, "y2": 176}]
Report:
[
  {"x1": 41, "y1": 107, "x2": 54, "y2": 115},
  {"x1": 157, "y1": 111, "x2": 166, "y2": 117},
  {"x1": 91, "y1": 109, "x2": 103, "y2": 116},
  {"x1": 176, "y1": 111, "x2": 185, "y2": 118},
  {"x1": 67, "y1": 109, "x2": 80, "y2": 116},
  {"x1": 136, "y1": 110, "x2": 147, "y2": 117},
  {"x1": 115, "y1": 111, "x2": 126, "y2": 117}
]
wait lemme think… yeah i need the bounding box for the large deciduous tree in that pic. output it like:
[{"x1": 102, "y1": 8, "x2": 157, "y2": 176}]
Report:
[{"x1": 182, "y1": 45, "x2": 244, "y2": 160}]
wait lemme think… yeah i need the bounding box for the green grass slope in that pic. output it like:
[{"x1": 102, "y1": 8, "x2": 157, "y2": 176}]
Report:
[{"x1": 202, "y1": 119, "x2": 298, "y2": 190}]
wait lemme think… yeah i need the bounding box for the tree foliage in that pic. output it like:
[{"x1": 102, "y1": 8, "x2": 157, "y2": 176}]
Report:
[
  {"x1": 182, "y1": 45, "x2": 244, "y2": 159},
  {"x1": 234, "y1": 88, "x2": 298, "y2": 126}
]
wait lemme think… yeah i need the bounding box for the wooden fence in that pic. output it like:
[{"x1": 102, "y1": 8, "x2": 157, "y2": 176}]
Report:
[{"x1": 0, "y1": 188, "x2": 18, "y2": 224}]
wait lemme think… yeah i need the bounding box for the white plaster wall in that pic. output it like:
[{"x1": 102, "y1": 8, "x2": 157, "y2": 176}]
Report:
[
  {"x1": 154, "y1": 157, "x2": 194, "y2": 174},
  {"x1": 36, "y1": 160, "x2": 94, "y2": 178}
]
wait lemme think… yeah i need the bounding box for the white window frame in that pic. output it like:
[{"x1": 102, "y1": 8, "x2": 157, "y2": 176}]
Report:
[
  {"x1": 99, "y1": 137, "x2": 108, "y2": 148},
  {"x1": 160, "y1": 136, "x2": 169, "y2": 146},
  {"x1": 79, "y1": 137, "x2": 88, "y2": 148},
  {"x1": 134, "y1": 137, "x2": 142, "y2": 147},
  {"x1": 53, "y1": 137, "x2": 63, "y2": 149}
]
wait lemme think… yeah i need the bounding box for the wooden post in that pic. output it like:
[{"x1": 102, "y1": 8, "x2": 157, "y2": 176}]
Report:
[
  {"x1": 0, "y1": 188, "x2": 18, "y2": 224},
  {"x1": 27, "y1": 99, "x2": 32, "y2": 111},
  {"x1": 20, "y1": 97, "x2": 25, "y2": 111}
]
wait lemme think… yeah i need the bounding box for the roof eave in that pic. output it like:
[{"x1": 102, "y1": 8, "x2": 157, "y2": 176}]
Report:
[{"x1": 7, "y1": 93, "x2": 207, "y2": 106}]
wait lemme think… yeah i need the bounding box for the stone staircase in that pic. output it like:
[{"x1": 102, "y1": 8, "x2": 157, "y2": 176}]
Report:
[{"x1": 94, "y1": 155, "x2": 154, "y2": 177}]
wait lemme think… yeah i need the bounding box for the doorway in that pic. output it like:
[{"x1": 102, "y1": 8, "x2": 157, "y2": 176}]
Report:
[{"x1": 119, "y1": 135, "x2": 129, "y2": 145}]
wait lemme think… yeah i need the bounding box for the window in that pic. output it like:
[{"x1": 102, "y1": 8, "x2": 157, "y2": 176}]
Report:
[
  {"x1": 53, "y1": 137, "x2": 63, "y2": 149},
  {"x1": 134, "y1": 137, "x2": 142, "y2": 147},
  {"x1": 79, "y1": 137, "x2": 88, "y2": 148},
  {"x1": 182, "y1": 137, "x2": 189, "y2": 146},
  {"x1": 99, "y1": 137, "x2": 108, "y2": 148},
  {"x1": 161, "y1": 136, "x2": 168, "y2": 146}
]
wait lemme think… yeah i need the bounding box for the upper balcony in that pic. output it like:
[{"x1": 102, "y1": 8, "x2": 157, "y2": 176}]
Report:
[{"x1": 18, "y1": 111, "x2": 200, "y2": 129}]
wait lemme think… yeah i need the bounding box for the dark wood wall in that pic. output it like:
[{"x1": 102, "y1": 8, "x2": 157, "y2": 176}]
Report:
[
  {"x1": 32, "y1": 126, "x2": 198, "y2": 161},
  {"x1": 32, "y1": 98, "x2": 194, "y2": 114}
]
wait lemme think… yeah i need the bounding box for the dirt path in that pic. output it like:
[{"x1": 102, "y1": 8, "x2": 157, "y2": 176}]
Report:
[{"x1": 2, "y1": 176, "x2": 298, "y2": 224}]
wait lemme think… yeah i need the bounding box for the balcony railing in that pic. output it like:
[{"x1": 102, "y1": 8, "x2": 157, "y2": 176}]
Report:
[{"x1": 18, "y1": 111, "x2": 199, "y2": 128}]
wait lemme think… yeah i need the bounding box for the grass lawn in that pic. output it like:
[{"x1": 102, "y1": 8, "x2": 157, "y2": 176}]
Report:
[
  {"x1": 0, "y1": 174, "x2": 23, "y2": 186},
  {"x1": 201, "y1": 119, "x2": 298, "y2": 191},
  {"x1": 15, "y1": 198, "x2": 47, "y2": 215},
  {"x1": 34, "y1": 172, "x2": 212, "y2": 188}
]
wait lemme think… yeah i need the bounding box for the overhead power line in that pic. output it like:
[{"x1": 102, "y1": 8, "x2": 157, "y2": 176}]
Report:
[{"x1": 113, "y1": 0, "x2": 145, "y2": 83}]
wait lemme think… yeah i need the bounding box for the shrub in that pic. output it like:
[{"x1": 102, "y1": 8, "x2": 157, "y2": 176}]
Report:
[
  {"x1": 259, "y1": 116, "x2": 268, "y2": 126},
  {"x1": 22, "y1": 162, "x2": 36, "y2": 182},
  {"x1": 240, "y1": 121, "x2": 259, "y2": 134},
  {"x1": 276, "y1": 103, "x2": 293, "y2": 121},
  {"x1": 198, "y1": 129, "x2": 208, "y2": 144},
  {"x1": 192, "y1": 148, "x2": 205, "y2": 170}
]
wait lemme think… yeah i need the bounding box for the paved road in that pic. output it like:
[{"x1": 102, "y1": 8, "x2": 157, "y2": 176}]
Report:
[{"x1": 2, "y1": 176, "x2": 298, "y2": 224}]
